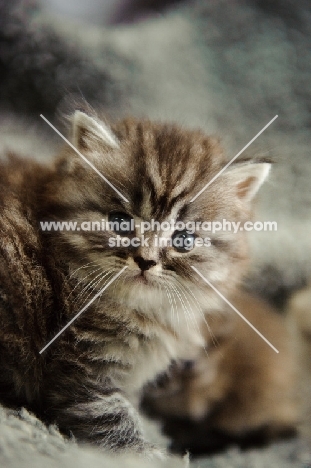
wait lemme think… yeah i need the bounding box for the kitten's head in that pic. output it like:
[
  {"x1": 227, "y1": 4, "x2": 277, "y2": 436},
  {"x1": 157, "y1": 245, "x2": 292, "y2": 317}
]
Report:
[{"x1": 44, "y1": 112, "x2": 270, "y2": 324}]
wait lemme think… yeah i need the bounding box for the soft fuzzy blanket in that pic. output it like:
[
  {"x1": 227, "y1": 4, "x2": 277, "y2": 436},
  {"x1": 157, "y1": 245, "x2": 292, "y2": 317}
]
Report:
[
  {"x1": 0, "y1": 0, "x2": 311, "y2": 467},
  {"x1": 1, "y1": 405, "x2": 310, "y2": 468}
]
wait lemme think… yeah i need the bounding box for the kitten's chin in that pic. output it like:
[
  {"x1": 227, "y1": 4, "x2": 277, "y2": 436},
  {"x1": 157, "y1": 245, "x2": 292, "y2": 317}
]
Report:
[{"x1": 128, "y1": 270, "x2": 157, "y2": 286}]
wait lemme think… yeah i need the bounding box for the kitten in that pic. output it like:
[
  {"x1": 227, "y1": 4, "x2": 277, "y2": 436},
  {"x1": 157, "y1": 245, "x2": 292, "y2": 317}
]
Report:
[
  {"x1": 143, "y1": 290, "x2": 298, "y2": 454},
  {"x1": 0, "y1": 111, "x2": 270, "y2": 456}
]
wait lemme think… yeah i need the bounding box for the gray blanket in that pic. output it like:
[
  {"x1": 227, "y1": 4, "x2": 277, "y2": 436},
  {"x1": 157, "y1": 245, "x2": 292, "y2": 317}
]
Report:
[{"x1": 1, "y1": 405, "x2": 310, "y2": 468}]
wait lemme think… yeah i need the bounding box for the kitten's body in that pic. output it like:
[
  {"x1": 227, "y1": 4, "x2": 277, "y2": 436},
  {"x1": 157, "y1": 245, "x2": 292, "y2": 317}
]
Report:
[{"x1": 0, "y1": 112, "x2": 270, "y2": 455}]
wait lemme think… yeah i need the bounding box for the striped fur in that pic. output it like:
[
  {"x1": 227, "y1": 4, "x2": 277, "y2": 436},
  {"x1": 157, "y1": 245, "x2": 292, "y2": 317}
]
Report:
[{"x1": 0, "y1": 112, "x2": 270, "y2": 455}]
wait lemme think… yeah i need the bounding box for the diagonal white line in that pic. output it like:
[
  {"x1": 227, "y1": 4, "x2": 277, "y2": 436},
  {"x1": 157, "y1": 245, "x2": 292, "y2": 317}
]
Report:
[
  {"x1": 39, "y1": 266, "x2": 128, "y2": 354},
  {"x1": 190, "y1": 115, "x2": 278, "y2": 202},
  {"x1": 191, "y1": 266, "x2": 279, "y2": 353},
  {"x1": 40, "y1": 114, "x2": 129, "y2": 203}
]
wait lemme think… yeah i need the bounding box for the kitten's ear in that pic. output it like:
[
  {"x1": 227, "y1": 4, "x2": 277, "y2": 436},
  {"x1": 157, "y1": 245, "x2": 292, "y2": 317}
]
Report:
[
  {"x1": 224, "y1": 162, "x2": 271, "y2": 202},
  {"x1": 72, "y1": 111, "x2": 119, "y2": 151}
]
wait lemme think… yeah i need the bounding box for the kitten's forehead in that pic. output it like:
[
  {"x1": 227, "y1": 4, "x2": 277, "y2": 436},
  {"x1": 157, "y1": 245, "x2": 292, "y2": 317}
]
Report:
[{"x1": 117, "y1": 119, "x2": 223, "y2": 220}]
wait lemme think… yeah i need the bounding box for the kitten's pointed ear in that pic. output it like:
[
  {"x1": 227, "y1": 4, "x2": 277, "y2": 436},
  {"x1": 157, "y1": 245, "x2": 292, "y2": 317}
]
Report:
[
  {"x1": 224, "y1": 162, "x2": 271, "y2": 202},
  {"x1": 72, "y1": 111, "x2": 119, "y2": 151}
]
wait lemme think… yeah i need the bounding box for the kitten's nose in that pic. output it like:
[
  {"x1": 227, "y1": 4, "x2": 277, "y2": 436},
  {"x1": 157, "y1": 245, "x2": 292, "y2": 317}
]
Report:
[{"x1": 134, "y1": 256, "x2": 156, "y2": 271}]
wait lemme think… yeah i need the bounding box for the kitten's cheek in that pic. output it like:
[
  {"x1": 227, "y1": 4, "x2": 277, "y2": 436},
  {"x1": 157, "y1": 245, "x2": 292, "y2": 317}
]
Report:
[{"x1": 204, "y1": 238, "x2": 212, "y2": 248}]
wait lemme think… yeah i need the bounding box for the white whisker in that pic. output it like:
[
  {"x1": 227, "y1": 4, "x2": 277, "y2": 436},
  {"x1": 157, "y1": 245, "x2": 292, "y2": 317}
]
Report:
[
  {"x1": 174, "y1": 276, "x2": 218, "y2": 349},
  {"x1": 75, "y1": 270, "x2": 114, "y2": 307},
  {"x1": 68, "y1": 265, "x2": 103, "y2": 303},
  {"x1": 171, "y1": 281, "x2": 199, "y2": 334},
  {"x1": 161, "y1": 280, "x2": 178, "y2": 332},
  {"x1": 68, "y1": 260, "x2": 99, "y2": 279}
]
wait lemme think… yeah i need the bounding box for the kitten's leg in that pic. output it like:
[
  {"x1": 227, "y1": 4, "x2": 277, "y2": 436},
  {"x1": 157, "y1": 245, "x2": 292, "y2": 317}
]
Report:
[{"x1": 47, "y1": 384, "x2": 165, "y2": 458}]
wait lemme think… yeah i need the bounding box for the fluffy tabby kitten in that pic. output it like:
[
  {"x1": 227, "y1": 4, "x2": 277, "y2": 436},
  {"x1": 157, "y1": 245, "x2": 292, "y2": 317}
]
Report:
[{"x1": 0, "y1": 111, "x2": 270, "y2": 456}]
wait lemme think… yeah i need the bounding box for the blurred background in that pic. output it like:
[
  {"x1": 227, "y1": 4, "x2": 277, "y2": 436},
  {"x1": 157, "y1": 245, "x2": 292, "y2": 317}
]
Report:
[
  {"x1": 1, "y1": 0, "x2": 311, "y2": 304},
  {"x1": 41, "y1": 0, "x2": 184, "y2": 25}
]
